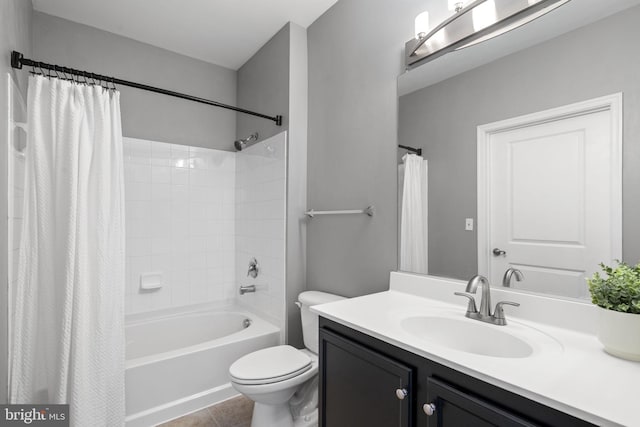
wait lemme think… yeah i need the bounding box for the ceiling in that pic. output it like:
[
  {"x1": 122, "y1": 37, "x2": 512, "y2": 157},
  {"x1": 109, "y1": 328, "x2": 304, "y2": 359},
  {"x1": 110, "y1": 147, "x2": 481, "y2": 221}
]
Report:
[{"x1": 32, "y1": 0, "x2": 339, "y2": 70}]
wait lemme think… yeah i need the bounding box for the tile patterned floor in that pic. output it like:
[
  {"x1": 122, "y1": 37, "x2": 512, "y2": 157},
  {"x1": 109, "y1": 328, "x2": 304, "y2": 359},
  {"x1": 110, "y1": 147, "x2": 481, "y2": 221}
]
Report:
[{"x1": 157, "y1": 395, "x2": 254, "y2": 427}]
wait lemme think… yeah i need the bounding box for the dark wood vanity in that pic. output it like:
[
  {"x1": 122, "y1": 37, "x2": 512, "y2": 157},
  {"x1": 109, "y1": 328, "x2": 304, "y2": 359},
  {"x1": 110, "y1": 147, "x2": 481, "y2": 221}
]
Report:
[{"x1": 319, "y1": 317, "x2": 596, "y2": 427}]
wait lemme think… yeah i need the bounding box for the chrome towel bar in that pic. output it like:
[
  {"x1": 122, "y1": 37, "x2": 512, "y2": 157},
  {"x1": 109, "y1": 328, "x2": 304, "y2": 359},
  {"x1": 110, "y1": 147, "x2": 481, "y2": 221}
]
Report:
[{"x1": 305, "y1": 206, "x2": 374, "y2": 218}]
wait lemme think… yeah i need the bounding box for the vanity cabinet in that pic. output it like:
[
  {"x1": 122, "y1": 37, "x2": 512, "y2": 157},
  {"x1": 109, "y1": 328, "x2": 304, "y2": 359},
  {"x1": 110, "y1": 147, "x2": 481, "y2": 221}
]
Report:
[
  {"x1": 426, "y1": 377, "x2": 536, "y2": 426},
  {"x1": 320, "y1": 329, "x2": 413, "y2": 427},
  {"x1": 319, "y1": 317, "x2": 596, "y2": 427}
]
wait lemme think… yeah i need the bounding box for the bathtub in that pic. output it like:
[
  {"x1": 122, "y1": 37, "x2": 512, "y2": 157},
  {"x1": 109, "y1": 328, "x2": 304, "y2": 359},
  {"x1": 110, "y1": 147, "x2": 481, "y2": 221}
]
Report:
[{"x1": 124, "y1": 305, "x2": 280, "y2": 427}]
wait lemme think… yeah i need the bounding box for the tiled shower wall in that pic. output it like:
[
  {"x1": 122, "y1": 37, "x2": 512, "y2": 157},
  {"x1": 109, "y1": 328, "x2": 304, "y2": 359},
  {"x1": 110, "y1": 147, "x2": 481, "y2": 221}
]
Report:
[
  {"x1": 9, "y1": 132, "x2": 287, "y2": 322},
  {"x1": 124, "y1": 137, "x2": 237, "y2": 314},
  {"x1": 235, "y1": 133, "x2": 287, "y2": 335}
]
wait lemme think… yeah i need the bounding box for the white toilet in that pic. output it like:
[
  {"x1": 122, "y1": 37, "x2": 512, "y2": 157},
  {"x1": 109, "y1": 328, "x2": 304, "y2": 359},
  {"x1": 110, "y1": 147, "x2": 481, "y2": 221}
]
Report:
[{"x1": 229, "y1": 291, "x2": 345, "y2": 427}]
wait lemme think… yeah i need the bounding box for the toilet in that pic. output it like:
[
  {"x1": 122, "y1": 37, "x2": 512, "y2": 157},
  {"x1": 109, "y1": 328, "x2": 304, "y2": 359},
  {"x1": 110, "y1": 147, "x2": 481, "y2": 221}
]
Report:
[{"x1": 229, "y1": 291, "x2": 345, "y2": 427}]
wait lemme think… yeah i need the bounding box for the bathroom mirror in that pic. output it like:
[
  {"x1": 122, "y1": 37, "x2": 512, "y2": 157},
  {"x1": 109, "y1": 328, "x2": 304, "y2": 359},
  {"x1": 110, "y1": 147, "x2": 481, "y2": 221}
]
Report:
[{"x1": 396, "y1": 0, "x2": 640, "y2": 301}]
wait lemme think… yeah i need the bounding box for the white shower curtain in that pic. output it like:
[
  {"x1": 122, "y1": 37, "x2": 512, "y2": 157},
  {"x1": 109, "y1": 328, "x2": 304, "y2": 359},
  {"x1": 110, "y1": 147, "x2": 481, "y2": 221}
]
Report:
[
  {"x1": 9, "y1": 75, "x2": 125, "y2": 426},
  {"x1": 400, "y1": 154, "x2": 428, "y2": 274}
]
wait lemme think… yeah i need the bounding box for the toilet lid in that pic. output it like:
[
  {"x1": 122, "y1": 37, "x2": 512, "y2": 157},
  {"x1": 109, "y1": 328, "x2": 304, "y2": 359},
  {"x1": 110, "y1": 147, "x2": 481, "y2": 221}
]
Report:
[{"x1": 230, "y1": 345, "x2": 312, "y2": 385}]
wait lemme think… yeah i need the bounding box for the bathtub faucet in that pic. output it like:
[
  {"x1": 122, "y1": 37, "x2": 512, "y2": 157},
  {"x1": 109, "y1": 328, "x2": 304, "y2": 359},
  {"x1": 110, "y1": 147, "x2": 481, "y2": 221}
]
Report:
[{"x1": 239, "y1": 285, "x2": 256, "y2": 295}]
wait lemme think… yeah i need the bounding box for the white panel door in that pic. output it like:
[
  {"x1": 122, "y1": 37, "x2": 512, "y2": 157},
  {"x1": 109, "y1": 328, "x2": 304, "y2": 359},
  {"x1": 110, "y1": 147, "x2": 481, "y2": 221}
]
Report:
[{"x1": 479, "y1": 95, "x2": 621, "y2": 299}]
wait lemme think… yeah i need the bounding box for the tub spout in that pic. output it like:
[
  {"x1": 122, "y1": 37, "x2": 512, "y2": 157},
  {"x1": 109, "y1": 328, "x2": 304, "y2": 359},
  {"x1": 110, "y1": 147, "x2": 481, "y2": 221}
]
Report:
[{"x1": 239, "y1": 285, "x2": 256, "y2": 295}]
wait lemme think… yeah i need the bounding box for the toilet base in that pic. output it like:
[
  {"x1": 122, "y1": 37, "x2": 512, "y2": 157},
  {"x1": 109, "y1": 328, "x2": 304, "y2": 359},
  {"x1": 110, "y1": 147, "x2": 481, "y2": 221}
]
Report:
[
  {"x1": 294, "y1": 408, "x2": 318, "y2": 427},
  {"x1": 251, "y1": 402, "x2": 294, "y2": 427}
]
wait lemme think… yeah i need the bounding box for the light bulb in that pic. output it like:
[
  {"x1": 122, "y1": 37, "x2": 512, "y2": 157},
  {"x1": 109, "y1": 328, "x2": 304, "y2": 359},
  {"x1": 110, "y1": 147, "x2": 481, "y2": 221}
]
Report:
[
  {"x1": 415, "y1": 11, "x2": 430, "y2": 39},
  {"x1": 472, "y1": 0, "x2": 497, "y2": 31}
]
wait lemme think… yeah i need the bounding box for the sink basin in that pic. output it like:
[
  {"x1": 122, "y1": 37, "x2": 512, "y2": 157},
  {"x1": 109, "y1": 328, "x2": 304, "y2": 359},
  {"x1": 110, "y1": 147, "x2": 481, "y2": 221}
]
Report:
[{"x1": 400, "y1": 315, "x2": 560, "y2": 358}]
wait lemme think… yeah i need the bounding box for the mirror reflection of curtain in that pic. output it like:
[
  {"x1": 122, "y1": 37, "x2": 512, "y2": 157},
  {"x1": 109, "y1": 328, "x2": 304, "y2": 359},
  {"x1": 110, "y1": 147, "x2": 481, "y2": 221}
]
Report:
[{"x1": 400, "y1": 154, "x2": 428, "y2": 274}]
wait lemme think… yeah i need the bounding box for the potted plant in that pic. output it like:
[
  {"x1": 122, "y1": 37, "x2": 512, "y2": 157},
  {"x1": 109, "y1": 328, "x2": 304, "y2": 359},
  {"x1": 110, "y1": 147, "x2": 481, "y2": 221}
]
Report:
[{"x1": 587, "y1": 261, "x2": 640, "y2": 361}]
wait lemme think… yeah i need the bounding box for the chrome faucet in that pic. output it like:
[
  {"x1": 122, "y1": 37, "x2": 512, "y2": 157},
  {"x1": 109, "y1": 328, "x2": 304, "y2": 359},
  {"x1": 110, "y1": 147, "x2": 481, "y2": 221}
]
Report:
[
  {"x1": 455, "y1": 274, "x2": 520, "y2": 325},
  {"x1": 239, "y1": 285, "x2": 256, "y2": 295},
  {"x1": 502, "y1": 268, "x2": 524, "y2": 287},
  {"x1": 466, "y1": 275, "x2": 492, "y2": 317}
]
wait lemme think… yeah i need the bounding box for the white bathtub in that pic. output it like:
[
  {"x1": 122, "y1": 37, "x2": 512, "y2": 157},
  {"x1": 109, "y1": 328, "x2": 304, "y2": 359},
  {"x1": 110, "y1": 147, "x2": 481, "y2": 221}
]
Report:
[{"x1": 124, "y1": 305, "x2": 280, "y2": 427}]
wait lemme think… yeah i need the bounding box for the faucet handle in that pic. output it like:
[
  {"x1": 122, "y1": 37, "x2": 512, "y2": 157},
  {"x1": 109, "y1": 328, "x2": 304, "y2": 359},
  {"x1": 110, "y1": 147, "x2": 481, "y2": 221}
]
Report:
[
  {"x1": 454, "y1": 292, "x2": 478, "y2": 314},
  {"x1": 247, "y1": 258, "x2": 259, "y2": 278},
  {"x1": 493, "y1": 301, "x2": 520, "y2": 325}
]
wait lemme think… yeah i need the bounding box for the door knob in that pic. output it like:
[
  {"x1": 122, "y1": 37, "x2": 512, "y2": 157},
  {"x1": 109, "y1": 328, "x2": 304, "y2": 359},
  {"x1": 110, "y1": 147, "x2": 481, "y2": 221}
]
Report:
[
  {"x1": 395, "y1": 388, "x2": 408, "y2": 400},
  {"x1": 492, "y1": 248, "x2": 507, "y2": 256},
  {"x1": 423, "y1": 403, "x2": 436, "y2": 416}
]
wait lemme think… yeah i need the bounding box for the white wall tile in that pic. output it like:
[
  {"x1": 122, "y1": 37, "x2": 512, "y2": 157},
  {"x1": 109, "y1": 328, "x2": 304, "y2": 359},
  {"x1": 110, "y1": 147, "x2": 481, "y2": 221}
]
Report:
[
  {"x1": 151, "y1": 238, "x2": 172, "y2": 255},
  {"x1": 170, "y1": 211, "x2": 189, "y2": 229},
  {"x1": 151, "y1": 183, "x2": 172, "y2": 202},
  {"x1": 127, "y1": 238, "x2": 151, "y2": 257},
  {"x1": 151, "y1": 141, "x2": 172, "y2": 166},
  {"x1": 171, "y1": 167, "x2": 188, "y2": 185},
  {"x1": 124, "y1": 138, "x2": 151, "y2": 164},
  {"x1": 124, "y1": 137, "x2": 238, "y2": 314},
  {"x1": 126, "y1": 182, "x2": 152, "y2": 201},
  {"x1": 122, "y1": 136, "x2": 287, "y2": 319},
  {"x1": 151, "y1": 166, "x2": 171, "y2": 184},
  {"x1": 150, "y1": 218, "x2": 171, "y2": 238},
  {"x1": 126, "y1": 200, "x2": 151, "y2": 220},
  {"x1": 235, "y1": 136, "x2": 286, "y2": 333},
  {"x1": 129, "y1": 255, "x2": 152, "y2": 294},
  {"x1": 125, "y1": 164, "x2": 151, "y2": 183},
  {"x1": 127, "y1": 218, "x2": 153, "y2": 239}
]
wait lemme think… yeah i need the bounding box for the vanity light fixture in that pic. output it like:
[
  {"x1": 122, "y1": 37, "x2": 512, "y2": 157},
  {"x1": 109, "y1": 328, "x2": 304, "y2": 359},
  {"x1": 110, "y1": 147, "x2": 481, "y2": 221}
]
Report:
[
  {"x1": 406, "y1": 0, "x2": 571, "y2": 68},
  {"x1": 448, "y1": 0, "x2": 469, "y2": 13}
]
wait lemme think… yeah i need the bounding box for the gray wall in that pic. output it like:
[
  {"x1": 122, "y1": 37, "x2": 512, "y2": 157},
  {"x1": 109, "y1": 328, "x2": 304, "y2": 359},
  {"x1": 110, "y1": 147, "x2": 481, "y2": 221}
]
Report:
[
  {"x1": 0, "y1": 0, "x2": 33, "y2": 403},
  {"x1": 237, "y1": 24, "x2": 290, "y2": 141},
  {"x1": 237, "y1": 22, "x2": 309, "y2": 347},
  {"x1": 399, "y1": 6, "x2": 640, "y2": 280},
  {"x1": 307, "y1": 0, "x2": 425, "y2": 297},
  {"x1": 32, "y1": 12, "x2": 237, "y2": 150},
  {"x1": 285, "y1": 23, "x2": 308, "y2": 348}
]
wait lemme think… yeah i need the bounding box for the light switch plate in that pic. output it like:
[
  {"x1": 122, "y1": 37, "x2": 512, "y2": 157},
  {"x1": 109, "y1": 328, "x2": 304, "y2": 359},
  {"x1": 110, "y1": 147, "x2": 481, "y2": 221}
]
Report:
[{"x1": 465, "y1": 218, "x2": 474, "y2": 231}]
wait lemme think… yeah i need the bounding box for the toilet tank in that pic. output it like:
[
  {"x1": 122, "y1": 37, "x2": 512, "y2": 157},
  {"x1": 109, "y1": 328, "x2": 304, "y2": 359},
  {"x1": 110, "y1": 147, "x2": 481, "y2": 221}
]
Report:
[{"x1": 298, "y1": 291, "x2": 346, "y2": 354}]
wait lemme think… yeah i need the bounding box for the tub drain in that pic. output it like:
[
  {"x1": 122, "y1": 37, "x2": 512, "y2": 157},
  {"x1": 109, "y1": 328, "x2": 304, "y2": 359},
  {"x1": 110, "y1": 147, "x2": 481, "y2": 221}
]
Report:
[{"x1": 242, "y1": 318, "x2": 252, "y2": 328}]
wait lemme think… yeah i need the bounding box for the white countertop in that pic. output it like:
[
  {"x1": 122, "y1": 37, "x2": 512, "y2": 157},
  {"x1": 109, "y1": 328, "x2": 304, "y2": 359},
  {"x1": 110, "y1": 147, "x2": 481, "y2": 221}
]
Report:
[{"x1": 311, "y1": 272, "x2": 640, "y2": 427}]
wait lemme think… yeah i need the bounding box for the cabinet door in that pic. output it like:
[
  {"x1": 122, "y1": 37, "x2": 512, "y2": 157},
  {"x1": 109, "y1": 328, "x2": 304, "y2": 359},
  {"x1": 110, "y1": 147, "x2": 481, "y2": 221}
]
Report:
[
  {"x1": 426, "y1": 377, "x2": 537, "y2": 427},
  {"x1": 320, "y1": 329, "x2": 414, "y2": 427}
]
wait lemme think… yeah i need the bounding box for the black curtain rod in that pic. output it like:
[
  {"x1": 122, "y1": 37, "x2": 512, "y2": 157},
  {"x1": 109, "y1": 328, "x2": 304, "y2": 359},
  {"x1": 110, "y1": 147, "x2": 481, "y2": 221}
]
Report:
[
  {"x1": 11, "y1": 51, "x2": 282, "y2": 126},
  {"x1": 398, "y1": 144, "x2": 422, "y2": 156}
]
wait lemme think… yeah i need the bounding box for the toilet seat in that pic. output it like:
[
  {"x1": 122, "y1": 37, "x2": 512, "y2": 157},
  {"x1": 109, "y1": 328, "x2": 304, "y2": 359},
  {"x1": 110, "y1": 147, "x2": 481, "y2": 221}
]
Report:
[{"x1": 230, "y1": 345, "x2": 312, "y2": 385}]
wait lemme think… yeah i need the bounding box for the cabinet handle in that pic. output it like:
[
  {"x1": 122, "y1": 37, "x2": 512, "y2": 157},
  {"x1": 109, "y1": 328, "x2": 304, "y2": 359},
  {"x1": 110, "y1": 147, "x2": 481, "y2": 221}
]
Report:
[
  {"x1": 423, "y1": 403, "x2": 436, "y2": 416},
  {"x1": 395, "y1": 388, "x2": 408, "y2": 400}
]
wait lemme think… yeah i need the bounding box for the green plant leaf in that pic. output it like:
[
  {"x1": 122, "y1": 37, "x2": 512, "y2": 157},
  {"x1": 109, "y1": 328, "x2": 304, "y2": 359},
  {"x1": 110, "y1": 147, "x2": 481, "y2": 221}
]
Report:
[{"x1": 587, "y1": 260, "x2": 640, "y2": 314}]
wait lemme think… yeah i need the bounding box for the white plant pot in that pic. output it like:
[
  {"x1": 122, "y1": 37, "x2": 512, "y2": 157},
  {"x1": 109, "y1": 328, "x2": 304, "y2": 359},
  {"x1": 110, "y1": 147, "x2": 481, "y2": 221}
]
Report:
[{"x1": 596, "y1": 306, "x2": 640, "y2": 362}]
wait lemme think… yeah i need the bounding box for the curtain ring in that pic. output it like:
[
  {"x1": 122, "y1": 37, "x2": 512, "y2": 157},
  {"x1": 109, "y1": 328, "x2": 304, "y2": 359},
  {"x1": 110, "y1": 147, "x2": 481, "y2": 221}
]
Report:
[
  {"x1": 42, "y1": 63, "x2": 51, "y2": 79},
  {"x1": 111, "y1": 77, "x2": 117, "y2": 91},
  {"x1": 100, "y1": 75, "x2": 109, "y2": 91}
]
